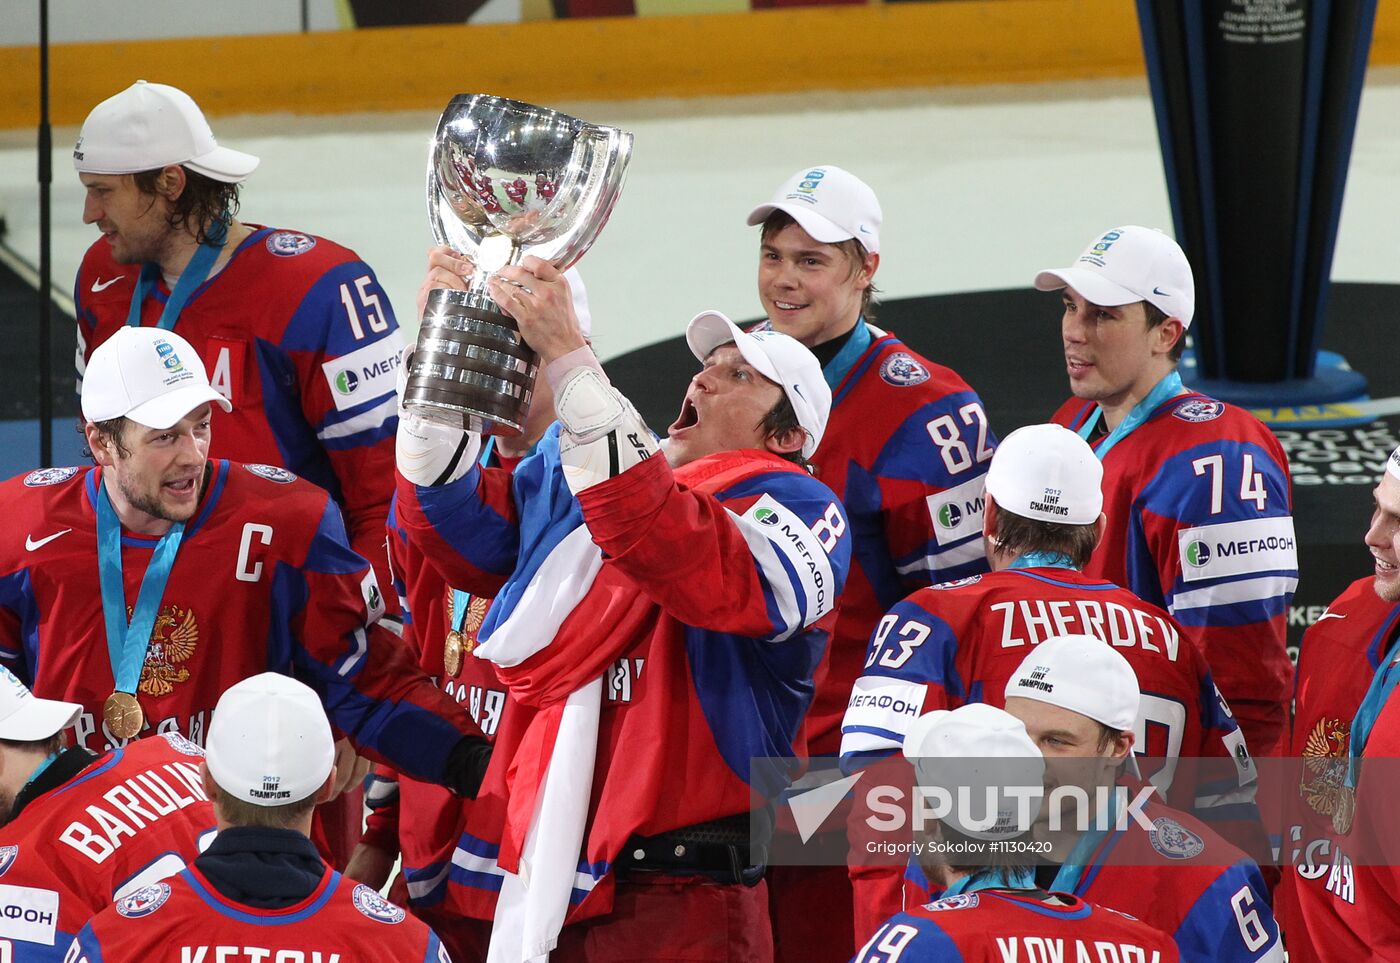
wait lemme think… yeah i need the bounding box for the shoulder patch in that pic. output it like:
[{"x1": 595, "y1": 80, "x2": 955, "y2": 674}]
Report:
[
  {"x1": 244, "y1": 464, "x2": 298, "y2": 484},
  {"x1": 0, "y1": 846, "x2": 17, "y2": 878},
  {"x1": 924, "y1": 893, "x2": 979, "y2": 911},
  {"x1": 158, "y1": 731, "x2": 205, "y2": 757},
  {"x1": 23, "y1": 467, "x2": 80, "y2": 487},
  {"x1": 932, "y1": 575, "x2": 982, "y2": 590},
  {"x1": 1172, "y1": 399, "x2": 1225, "y2": 423},
  {"x1": 115, "y1": 882, "x2": 172, "y2": 918},
  {"x1": 265, "y1": 231, "x2": 317, "y2": 257},
  {"x1": 351, "y1": 883, "x2": 406, "y2": 923},
  {"x1": 1147, "y1": 816, "x2": 1205, "y2": 860},
  {"x1": 879, "y1": 352, "x2": 930, "y2": 387}
]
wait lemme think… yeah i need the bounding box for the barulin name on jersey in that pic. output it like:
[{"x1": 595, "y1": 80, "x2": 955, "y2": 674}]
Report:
[{"x1": 59, "y1": 760, "x2": 208, "y2": 863}]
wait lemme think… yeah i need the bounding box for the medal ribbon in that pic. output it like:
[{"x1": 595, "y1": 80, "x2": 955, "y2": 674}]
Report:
[
  {"x1": 942, "y1": 866, "x2": 1036, "y2": 896},
  {"x1": 1049, "y1": 783, "x2": 1121, "y2": 895},
  {"x1": 452, "y1": 437, "x2": 498, "y2": 636},
  {"x1": 96, "y1": 481, "x2": 186, "y2": 695},
  {"x1": 1344, "y1": 626, "x2": 1400, "y2": 789},
  {"x1": 1076, "y1": 371, "x2": 1185, "y2": 461},
  {"x1": 126, "y1": 217, "x2": 228, "y2": 330},
  {"x1": 1008, "y1": 552, "x2": 1078, "y2": 571}
]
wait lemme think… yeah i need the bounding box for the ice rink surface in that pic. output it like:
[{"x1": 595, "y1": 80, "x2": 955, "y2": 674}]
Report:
[{"x1": 1, "y1": 69, "x2": 1397, "y2": 360}]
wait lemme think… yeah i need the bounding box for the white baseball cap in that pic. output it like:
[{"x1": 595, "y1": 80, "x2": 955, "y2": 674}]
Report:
[
  {"x1": 1004, "y1": 634, "x2": 1141, "y2": 732},
  {"x1": 747, "y1": 165, "x2": 882, "y2": 254},
  {"x1": 0, "y1": 667, "x2": 81, "y2": 742},
  {"x1": 985, "y1": 424, "x2": 1103, "y2": 526},
  {"x1": 74, "y1": 81, "x2": 260, "y2": 184},
  {"x1": 206, "y1": 673, "x2": 335, "y2": 808},
  {"x1": 1034, "y1": 225, "x2": 1195, "y2": 328},
  {"x1": 903, "y1": 703, "x2": 1045, "y2": 841},
  {"x1": 686, "y1": 311, "x2": 831, "y2": 460},
  {"x1": 1386, "y1": 444, "x2": 1400, "y2": 482},
  {"x1": 82, "y1": 327, "x2": 232, "y2": 430}
]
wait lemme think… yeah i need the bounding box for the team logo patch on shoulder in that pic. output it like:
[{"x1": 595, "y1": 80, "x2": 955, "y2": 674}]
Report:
[
  {"x1": 265, "y1": 231, "x2": 317, "y2": 257},
  {"x1": 932, "y1": 575, "x2": 982, "y2": 590},
  {"x1": 879, "y1": 352, "x2": 930, "y2": 387},
  {"x1": 23, "y1": 466, "x2": 79, "y2": 487},
  {"x1": 924, "y1": 893, "x2": 979, "y2": 911},
  {"x1": 352, "y1": 883, "x2": 406, "y2": 923},
  {"x1": 0, "y1": 845, "x2": 17, "y2": 877},
  {"x1": 116, "y1": 882, "x2": 171, "y2": 918},
  {"x1": 245, "y1": 464, "x2": 298, "y2": 484},
  {"x1": 159, "y1": 731, "x2": 205, "y2": 757},
  {"x1": 1148, "y1": 816, "x2": 1205, "y2": 860},
  {"x1": 1172, "y1": 399, "x2": 1224, "y2": 423}
]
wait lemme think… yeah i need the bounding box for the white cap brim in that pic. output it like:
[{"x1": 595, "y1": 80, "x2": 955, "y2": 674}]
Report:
[
  {"x1": 123, "y1": 384, "x2": 233, "y2": 430},
  {"x1": 0, "y1": 696, "x2": 81, "y2": 741},
  {"x1": 686, "y1": 311, "x2": 781, "y2": 385},
  {"x1": 183, "y1": 146, "x2": 260, "y2": 184},
  {"x1": 1033, "y1": 267, "x2": 1143, "y2": 308},
  {"x1": 685, "y1": 310, "x2": 824, "y2": 459},
  {"x1": 746, "y1": 202, "x2": 856, "y2": 246}
]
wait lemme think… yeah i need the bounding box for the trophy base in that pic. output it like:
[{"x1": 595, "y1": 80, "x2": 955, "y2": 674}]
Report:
[{"x1": 405, "y1": 289, "x2": 539, "y2": 437}]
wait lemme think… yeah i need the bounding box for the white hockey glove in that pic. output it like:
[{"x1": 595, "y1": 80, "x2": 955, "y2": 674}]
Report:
[
  {"x1": 556, "y1": 366, "x2": 659, "y2": 494},
  {"x1": 395, "y1": 345, "x2": 482, "y2": 487}
]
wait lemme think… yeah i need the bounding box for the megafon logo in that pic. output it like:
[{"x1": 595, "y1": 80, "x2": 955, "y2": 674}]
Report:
[
  {"x1": 1184, "y1": 539, "x2": 1211, "y2": 568},
  {"x1": 754, "y1": 508, "x2": 781, "y2": 527},
  {"x1": 937, "y1": 502, "x2": 963, "y2": 530},
  {"x1": 334, "y1": 369, "x2": 360, "y2": 396}
]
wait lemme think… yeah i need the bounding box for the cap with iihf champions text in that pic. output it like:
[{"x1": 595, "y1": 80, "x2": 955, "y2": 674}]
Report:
[
  {"x1": 1004, "y1": 633, "x2": 1141, "y2": 732},
  {"x1": 205, "y1": 673, "x2": 335, "y2": 807}
]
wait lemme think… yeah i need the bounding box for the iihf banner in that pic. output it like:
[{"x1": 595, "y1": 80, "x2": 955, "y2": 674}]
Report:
[{"x1": 1136, "y1": 1, "x2": 1377, "y2": 389}]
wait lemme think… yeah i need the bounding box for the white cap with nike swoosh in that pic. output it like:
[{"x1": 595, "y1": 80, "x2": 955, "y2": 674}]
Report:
[
  {"x1": 747, "y1": 165, "x2": 882, "y2": 254},
  {"x1": 1034, "y1": 225, "x2": 1195, "y2": 328}
]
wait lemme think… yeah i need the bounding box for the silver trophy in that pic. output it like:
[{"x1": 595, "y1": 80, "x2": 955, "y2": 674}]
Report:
[{"x1": 404, "y1": 94, "x2": 632, "y2": 435}]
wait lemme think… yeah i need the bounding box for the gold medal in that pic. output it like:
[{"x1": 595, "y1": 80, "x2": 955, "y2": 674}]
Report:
[
  {"x1": 103, "y1": 691, "x2": 144, "y2": 741},
  {"x1": 1333, "y1": 784, "x2": 1356, "y2": 835},
  {"x1": 444, "y1": 630, "x2": 465, "y2": 677}
]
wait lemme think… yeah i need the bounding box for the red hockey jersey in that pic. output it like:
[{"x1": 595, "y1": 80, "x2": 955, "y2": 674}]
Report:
[
  {"x1": 0, "y1": 734, "x2": 215, "y2": 962},
  {"x1": 69, "y1": 867, "x2": 447, "y2": 963},
  {"x1": 1276, "y1": 576, "x2": 1394, "y2": 963},
  {"x1": 803, "y1": 326, "x2": 995, "y2": 755},
  {"x1": 396, "y1": 426, "x2": 852, "y2": 922},
  {"x1": 854, "y1": 890, "x2": 1179, "y2": 963},
  {"x1": 1052, "y1": 391, "x2": 1297, "y2": 757},
  {"x1": 74, "y1": 226, "x2": 405, "y2": 615},
  {"x1": 840, "y1": 566, "x2": 1258, "y2": 940},
  {"x1": 0, "y1": 461, "x2": 471, "y2": 782}
]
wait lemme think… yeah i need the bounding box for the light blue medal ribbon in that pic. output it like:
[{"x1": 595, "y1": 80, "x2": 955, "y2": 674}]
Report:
[
  {"x1": 822, "y1": 317, "x2": 874, "y2": 391},
  {"x1": 1344, "y1": 629, "x2": 1400, "y2": 790},
  {"x1": 942, "y1": 865, "x2": 1036, "y2": 896},
  {"x1": 96, "y1": 481, "x2": 186, "y2": 697},
  {"x1": 1049, "y1": 782, "x2": 1121, "y2": 894},
  {"x1": 1075, "y1": 371, "x2": 1185, "y2": 461},
  {"x1": 1008, "y1": 552, "x2": 1078, "y2": 571},
  {"x1": 451, "y1": 437, "x2": 499, "y2": 637},
  {"x1": 126, "y1": 218, "x2": 228, "y2": 330}
]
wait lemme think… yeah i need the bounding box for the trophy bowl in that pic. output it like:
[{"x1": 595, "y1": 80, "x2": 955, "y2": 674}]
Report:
[{"x1": 405, "y1": 95, "x2": 632, "y2": 435}]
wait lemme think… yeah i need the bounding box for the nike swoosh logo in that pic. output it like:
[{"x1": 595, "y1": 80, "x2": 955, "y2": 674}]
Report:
[
  {"x1": 91, "y1": 276, "x2": 124, "y2": 292},
  {"x1": 25, "y1": 529, "x2": 71, "y2": 552},
  {"x1": 1316, "y1": 612, "x2": 1346, "y2": 622},
  {"x1": 1152, "y1": 286, "x2": 1170, "y2": 296}
]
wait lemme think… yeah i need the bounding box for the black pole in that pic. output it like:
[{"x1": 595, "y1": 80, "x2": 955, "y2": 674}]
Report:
[
  {"x1": 38, "y1": 0, "x2": 52, "y2": 467},
  {"x1": 301, "y1": 0, "x2": 309, "y2": 32}
]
